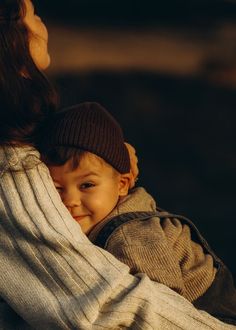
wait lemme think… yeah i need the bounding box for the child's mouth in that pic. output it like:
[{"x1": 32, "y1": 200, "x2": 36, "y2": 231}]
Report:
[{"x1": 73, "y1": 215, "x2": 87, "y2": 222}]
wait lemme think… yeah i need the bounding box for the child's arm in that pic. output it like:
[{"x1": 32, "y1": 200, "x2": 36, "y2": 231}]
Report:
[
  {"x1": 104, "y1": 215, "x2": 216, "y2": 301},
  {"x1": 162, "y1": 217, "x2": 217, "y2": 301},
  {"x1": 104, "y1": 214, "x2": 236, "y2": 325},
  {"x1": 163, "y1": 216, "x2": 236, "y2": 324},
  {"x1": 194, "y1": 260, "x2": 236, "y2": 325}
]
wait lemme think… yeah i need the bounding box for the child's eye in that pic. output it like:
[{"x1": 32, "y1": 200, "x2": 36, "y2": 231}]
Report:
[
  {"x1": 80, "y1": 182, "x2": 95, "y2": 190},
  {"x1": 53, "y1": 183, "x2": 63, "y2": 193}
]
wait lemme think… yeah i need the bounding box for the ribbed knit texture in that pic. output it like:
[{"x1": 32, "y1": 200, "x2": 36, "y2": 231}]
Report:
[
  {"x1": 90, "y1": 187, "x2": 217, "y2": 302},
  {"x1": 0, "y1": 146, "x2": 234, "y2": 329},
  {"x1": 46, "y1": 102, "x2": 130, "y2": 173}
]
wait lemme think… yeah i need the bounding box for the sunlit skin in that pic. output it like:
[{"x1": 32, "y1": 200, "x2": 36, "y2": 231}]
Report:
[
  {"x1": 48, "y1": 153, "x2": 130, "y2": 234},
  {"x1": 23, "y1": 0, "x2": 50, "y2": 70}
]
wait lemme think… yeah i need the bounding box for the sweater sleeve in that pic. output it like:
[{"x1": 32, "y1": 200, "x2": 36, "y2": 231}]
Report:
[
  {"x1": 162, "y1": 217, "x2": 217, "y2": 301},
  {"x1": 105, "y1": 216, "x2": 216, "y2": 302},
  {"x1": 0, "y1": 147, "x2": 232, "y2": 329}
]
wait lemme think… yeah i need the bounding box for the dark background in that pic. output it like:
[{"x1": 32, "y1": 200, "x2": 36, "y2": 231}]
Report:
[{"x1": 36, "y1": 1, "x2": 236, "y2": 279}]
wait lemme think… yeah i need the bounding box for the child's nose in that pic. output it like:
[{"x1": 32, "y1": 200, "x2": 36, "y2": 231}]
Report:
[{"x1": 63, "y1": 190, "x2": 82, "y2": 208}]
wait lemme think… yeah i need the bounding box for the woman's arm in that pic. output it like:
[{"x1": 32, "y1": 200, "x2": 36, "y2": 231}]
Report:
[{"x1": 0, "y1": 146, "x2": 233, "y2": 329}]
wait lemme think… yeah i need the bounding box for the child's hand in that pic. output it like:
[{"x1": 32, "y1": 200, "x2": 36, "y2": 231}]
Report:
[{"x1": 124, "y1": 142, "x2": 139, "y2": 189}]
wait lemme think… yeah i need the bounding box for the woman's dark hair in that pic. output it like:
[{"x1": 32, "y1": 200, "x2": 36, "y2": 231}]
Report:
[{"x1": 0, "y1": 0, "x2": 58, "y2": 145}]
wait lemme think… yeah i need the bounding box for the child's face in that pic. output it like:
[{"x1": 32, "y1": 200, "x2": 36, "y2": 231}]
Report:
[{"x1": 48, "y1": 153, "x2": 129, "y2": 234}]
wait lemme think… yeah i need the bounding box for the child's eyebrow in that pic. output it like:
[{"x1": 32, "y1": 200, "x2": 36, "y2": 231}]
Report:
[{"x1": 75, "y1": 171, "x2": 100, "y2": 179}]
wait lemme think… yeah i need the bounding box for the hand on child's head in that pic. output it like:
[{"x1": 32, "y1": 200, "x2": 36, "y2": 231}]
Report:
[{"x1": 124, "y1": 142, "x2": 139, "y2": 189}]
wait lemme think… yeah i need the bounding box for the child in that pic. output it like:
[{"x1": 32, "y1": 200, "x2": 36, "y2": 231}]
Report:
[{"x1": 40, "y1": 101, "x2": 236, "y2": 325}]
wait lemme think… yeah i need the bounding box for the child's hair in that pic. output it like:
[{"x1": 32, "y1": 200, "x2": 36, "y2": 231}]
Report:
[
  {"x1": 43, "y1": 145, "x2": 87, "y2": 171},
  {"x1": 40, "y1": 102, "x2": 131, "y2": 174},
  {"x1": 44, "y1": 147, "x2": 120, "y2": 176},
  {"x1": 0, "y1": 0, "x2": 58, "y2": 146}
]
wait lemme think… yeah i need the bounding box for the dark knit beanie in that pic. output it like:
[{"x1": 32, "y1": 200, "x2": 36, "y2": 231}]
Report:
[{"x1": 47, "y1": 102, "x2": 130, "y2": 173}]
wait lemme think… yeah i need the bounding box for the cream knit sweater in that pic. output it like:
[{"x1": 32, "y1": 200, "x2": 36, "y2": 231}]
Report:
[{"x1": 0, "y1": 145, "x2": 234, "y2": 329}]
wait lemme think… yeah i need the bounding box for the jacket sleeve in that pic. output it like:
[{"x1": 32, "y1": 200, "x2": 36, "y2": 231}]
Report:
[
  {"x1": 162, "y1": 217, "x2": 217, "y2": 301},
  {"x1": 0, "y1": 149, "x2": 233, "y2": 329},
  {"x1": 105, "y1": 216, "x2": 216, "y2": 302},
  {"x1": 162, "y1": 216, "x2": 236, "y2": 326},
  {"x1": 164, "y1": 217, "x2": 236, "y2": 325},
  {"x1": 194, "y1": 263, "x2": 236, "y2": 325}
]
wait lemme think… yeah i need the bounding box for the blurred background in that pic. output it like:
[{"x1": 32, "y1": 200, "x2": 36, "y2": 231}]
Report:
[{"x1": 36, "y1": 0, "x2": 236, "y2": 279}]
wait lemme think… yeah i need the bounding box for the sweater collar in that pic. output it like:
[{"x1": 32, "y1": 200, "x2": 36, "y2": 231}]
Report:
[
  {"x1": 107, "y1": 187, "x2": 157, "y2": 219},
  {"x1": 88, "y1": 187, "x2": 157, "y2": 241}
]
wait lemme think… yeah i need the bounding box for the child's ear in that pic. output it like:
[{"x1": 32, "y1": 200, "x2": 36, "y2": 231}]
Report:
[{"x1": 118, "y1": 173, "x2": 131, "y2": 197}]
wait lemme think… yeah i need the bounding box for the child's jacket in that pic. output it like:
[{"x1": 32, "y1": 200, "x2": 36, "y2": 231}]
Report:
[{"x1": 89, "y1": 187, "x2": 236, "y2": 325}]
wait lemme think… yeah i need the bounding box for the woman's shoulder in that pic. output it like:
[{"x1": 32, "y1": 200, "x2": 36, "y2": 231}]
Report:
[{"x1": 0, "y1": 145, "x2": 42, "y2": 176}]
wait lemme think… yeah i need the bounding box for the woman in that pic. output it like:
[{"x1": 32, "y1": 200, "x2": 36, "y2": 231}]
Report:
[{"x1": 0, "y1": 0, "x2": 234, "y2": 329}]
